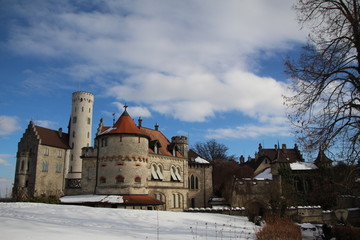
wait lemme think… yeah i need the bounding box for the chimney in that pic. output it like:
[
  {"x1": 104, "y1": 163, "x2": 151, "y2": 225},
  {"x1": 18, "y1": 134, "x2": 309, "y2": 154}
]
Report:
[
  {"x1": 138, "y1": 117, "x2": 142, "y2": 127},
  {"x1": 154, "y1": 123, "x2": 159, "y2": 131},
  {"x1": 58, "y1": 128, "x2": 63, "y2": 138},
  {"x1": 282, "y1": 144, "x2": 287, "y2": 150}
]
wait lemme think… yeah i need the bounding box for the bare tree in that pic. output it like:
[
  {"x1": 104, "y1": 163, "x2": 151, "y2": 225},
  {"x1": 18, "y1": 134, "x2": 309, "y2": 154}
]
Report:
[
  {"x1": 192, "y1": 139, "x2": 231, "y2": 161},
  {"x1": 285, "y1": 0, "x2": 360, "y2": 163}
]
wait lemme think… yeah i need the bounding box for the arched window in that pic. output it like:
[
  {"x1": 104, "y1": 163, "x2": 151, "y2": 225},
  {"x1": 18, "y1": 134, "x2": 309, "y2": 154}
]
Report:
[
  {"x1": 172, "y1": 193, "x2": 183, "y2": 208},
  {"x1": 20, "y1": 160, "x2": 25, "y2": 171},
  {"x1": 116, "y1": 175, "x2": 124, "y2": 183},
  {"x1": 135, "y1": 176, "x2": 141, "y2": 183},
  {"x1": 190, "y1": 175, "x2": 199, "y2": 190},
  {"x1": 151, "y1": 164, "x2": 164, "y2": 181},
  {"x1": 155, "y1": 193, "x2": 165, "y2": 202},
  {"x1": 170, "y1": 166, "x2": 182, "y2": 182}
]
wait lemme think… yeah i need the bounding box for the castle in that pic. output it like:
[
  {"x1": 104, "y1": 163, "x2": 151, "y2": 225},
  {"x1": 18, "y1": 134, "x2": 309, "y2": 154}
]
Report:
[{"x1": 13, "y1": 91, "x2": 213, "y2": 211}]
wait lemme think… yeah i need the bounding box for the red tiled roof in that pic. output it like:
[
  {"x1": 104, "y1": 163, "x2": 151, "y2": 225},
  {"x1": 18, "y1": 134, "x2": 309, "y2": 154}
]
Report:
[
  {"x1": 123, "y1": 195, "x2": 164, "y2": 205},
  {"x1": 99, "y1": 108, "x2": 183, "y2": 157},
  {"x1": 35, "y1": 125, "x2": 70, "y2": 149},
  {"x1": 100, "y1": 109, "x2": 144, "y2": 136},
  {"x1": 140, "y1": 127, "x2": 183, "y2": 157}
]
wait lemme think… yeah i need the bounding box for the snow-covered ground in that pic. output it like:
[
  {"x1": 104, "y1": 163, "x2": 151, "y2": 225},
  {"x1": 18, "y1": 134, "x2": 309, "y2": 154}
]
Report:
[{"x1": 0, "y1": 202, "x2": 258, "y2": 240}]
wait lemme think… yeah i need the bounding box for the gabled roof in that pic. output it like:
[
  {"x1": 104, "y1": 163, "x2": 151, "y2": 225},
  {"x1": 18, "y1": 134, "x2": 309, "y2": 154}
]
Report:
[
  {"x1": 258, "y1": 144, "x2": 304, "y2": 164},
  {"x1": 35, "y1": 125, "x2": 70, "y2": 149}
]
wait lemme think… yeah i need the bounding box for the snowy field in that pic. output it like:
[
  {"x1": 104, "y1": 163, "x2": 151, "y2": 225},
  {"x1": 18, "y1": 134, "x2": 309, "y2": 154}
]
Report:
[{"x1": 0, "y1": 202, "x2": 258, "y2": 240}]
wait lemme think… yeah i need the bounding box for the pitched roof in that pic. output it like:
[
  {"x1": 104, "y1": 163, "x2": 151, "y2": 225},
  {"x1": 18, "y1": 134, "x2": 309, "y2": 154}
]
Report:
[
  {"x1": 35, "y1": 125, "x2": 70, "y2": 149},
  {"x1": 140, "y1": 127, "x2": 183, "y2": 157}
]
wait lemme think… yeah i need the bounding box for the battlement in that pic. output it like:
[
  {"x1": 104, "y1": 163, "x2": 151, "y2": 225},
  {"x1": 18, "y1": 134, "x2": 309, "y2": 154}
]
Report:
[
  {"x1": 72, "y1": 91, "x2": 94, "y2": 103},
  {"x1": 171, "y1": 136, "x2": 188, "y2": 144}
]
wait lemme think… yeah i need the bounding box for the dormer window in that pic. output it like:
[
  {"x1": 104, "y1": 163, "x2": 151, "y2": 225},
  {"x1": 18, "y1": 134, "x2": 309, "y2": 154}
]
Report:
[
  {"x1": 150, "y1": 140, "x2": 161, "y2": 154},
  {"x1": 154, "y1": 145, "x2": 158, "y2": 154}
]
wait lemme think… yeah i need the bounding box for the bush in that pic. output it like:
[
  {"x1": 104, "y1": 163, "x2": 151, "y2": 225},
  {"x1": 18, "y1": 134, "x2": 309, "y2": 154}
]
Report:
[
  {"x1": 333, "y1": 225, "x2": 360, "y2": 240},
  {"x1": 256, "y1": 218, "x2": 301, "y2": 240}
]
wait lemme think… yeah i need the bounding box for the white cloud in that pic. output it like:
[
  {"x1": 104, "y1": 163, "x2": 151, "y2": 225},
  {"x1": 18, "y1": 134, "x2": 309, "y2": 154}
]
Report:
[
  {"x1": 0, "y1": 154, "x2": 14, "y2": 167},
  {"x1": 0, "y1": 116, "x2": 20, "y2": 135},
  {"x1": 112, "y1": 102, "x2": 151, "y2": 119},
  {"x1": 33, "y1": 120, "x2": 58, "y2": 129},
  {"x1": 206, "y1": 124, "x2": 292, "y2": 139},
  {"x1": 0, "y1": 159, "x2": 11, "y2": 167},
  {"x1": 5, "y1": 0, "x2": 307, "y2": 124}
]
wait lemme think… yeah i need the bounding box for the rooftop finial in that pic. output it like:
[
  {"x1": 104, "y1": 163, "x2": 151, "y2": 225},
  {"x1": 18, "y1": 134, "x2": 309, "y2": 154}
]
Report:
[
  {"x1": 124, "y1": 103, "x2": 128, "y2": 110},
  {"x1": 112, "y1": 113, "x2": 116, "y2": 125}
]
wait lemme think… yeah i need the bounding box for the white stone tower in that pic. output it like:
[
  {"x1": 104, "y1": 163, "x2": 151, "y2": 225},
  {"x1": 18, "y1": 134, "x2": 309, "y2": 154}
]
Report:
[{"x1": 67, "y1": 91, "x2": 94, "y2": 179}]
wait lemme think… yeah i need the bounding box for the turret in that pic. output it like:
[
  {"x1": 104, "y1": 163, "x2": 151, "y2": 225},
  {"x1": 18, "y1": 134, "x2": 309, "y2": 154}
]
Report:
[
  {"x1": 171, "y1": 136, "x2": 188, "y2": 159},
  {"x1": 67, "y1": 91, "x2": 94, "y2": 179}
]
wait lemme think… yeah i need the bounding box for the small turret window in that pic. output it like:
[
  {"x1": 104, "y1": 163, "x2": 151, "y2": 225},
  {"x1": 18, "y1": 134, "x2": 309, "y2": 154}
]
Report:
[
  {"x1": 135, "y1": 176, "x2": 141, "y2": 183},
  {"x1": 116, "y1": 175, "x2": 125, "y2": 183}
]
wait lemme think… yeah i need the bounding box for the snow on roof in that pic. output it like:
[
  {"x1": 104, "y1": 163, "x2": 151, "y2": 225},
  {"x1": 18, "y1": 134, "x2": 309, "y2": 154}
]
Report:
[
  {"x1": 194, "y1": 156, "x2": 209, "y2": 164},
  {"x1": 254, "y1": 168, "x2": 272, "y2": 180},
  {"x1": 290, "y1": 162, "x2": 318, "y2": 170},
  {"x1": 60, "y1": 195, "x2": 123, "y2": 204}
]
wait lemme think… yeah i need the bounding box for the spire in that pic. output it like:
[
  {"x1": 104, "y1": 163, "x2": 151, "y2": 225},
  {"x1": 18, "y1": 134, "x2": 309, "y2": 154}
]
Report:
[{"x1": 122, "y1": 104, "x2": 130, "y2": 117}]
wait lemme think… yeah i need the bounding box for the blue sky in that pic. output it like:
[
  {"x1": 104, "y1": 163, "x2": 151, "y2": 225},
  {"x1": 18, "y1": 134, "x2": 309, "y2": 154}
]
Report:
[{"x1": 0, "y1": 0, "x2": 309, "y2": 197}]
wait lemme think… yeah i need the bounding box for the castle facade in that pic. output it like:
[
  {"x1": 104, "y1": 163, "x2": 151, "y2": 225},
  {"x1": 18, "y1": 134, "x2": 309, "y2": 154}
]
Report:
[{"x1": 13, "y1": 91, "x2": 213, "y2": 211}]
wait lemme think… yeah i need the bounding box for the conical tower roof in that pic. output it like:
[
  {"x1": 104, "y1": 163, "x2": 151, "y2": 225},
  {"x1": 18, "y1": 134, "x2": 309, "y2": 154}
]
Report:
[{"x1": 100, "y1": 106, "x2": 144, "y2": 136}]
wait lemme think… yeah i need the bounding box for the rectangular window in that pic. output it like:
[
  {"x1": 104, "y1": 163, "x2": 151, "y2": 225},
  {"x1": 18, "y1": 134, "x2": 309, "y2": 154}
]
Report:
[
  {"x1": 87, "y1": 117, "x2": 91, "y2": 124},
  {"x1": 57, "y1": 150, "x2": 62, "y2": 158},
  {"x1": 42, "y1": 161, "x2": 48, "y2": 172},
  {"x1": 43, "y1": 148, "x2": 49, "y2": 156},
  {"x1": 55, "y1": 163, "x2": 62, "y2": 173},
  {"x1": 72, "y1": 116, "x2": 77, "y2": 123}
]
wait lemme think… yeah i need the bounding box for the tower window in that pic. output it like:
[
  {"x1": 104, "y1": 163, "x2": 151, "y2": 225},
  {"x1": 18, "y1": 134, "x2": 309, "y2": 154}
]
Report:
[
  {"x1": 73, "y1": 131, "x2": 75, "y2": 137},
  {"x1": 87, "y1": 117, "x2": 91, "y2": 124},
  {"x1": 20, "y1": 160, "x2": 25, "y2": 171},
  {"x1": 116, "y1": 175, "x2": 125, "y2": 183},
  {"x1": 135, "y1": 176, "x2": 141, "y2": 183},
  {"x1": 82, "y1": 106, "x2": 84, "y2": 112},
  {"x1": 72, "y1": 116, "x2": 77, "y2": 124},
  {"x1": 89, "y1": 108, "x2": 91, "y2": 113}
]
